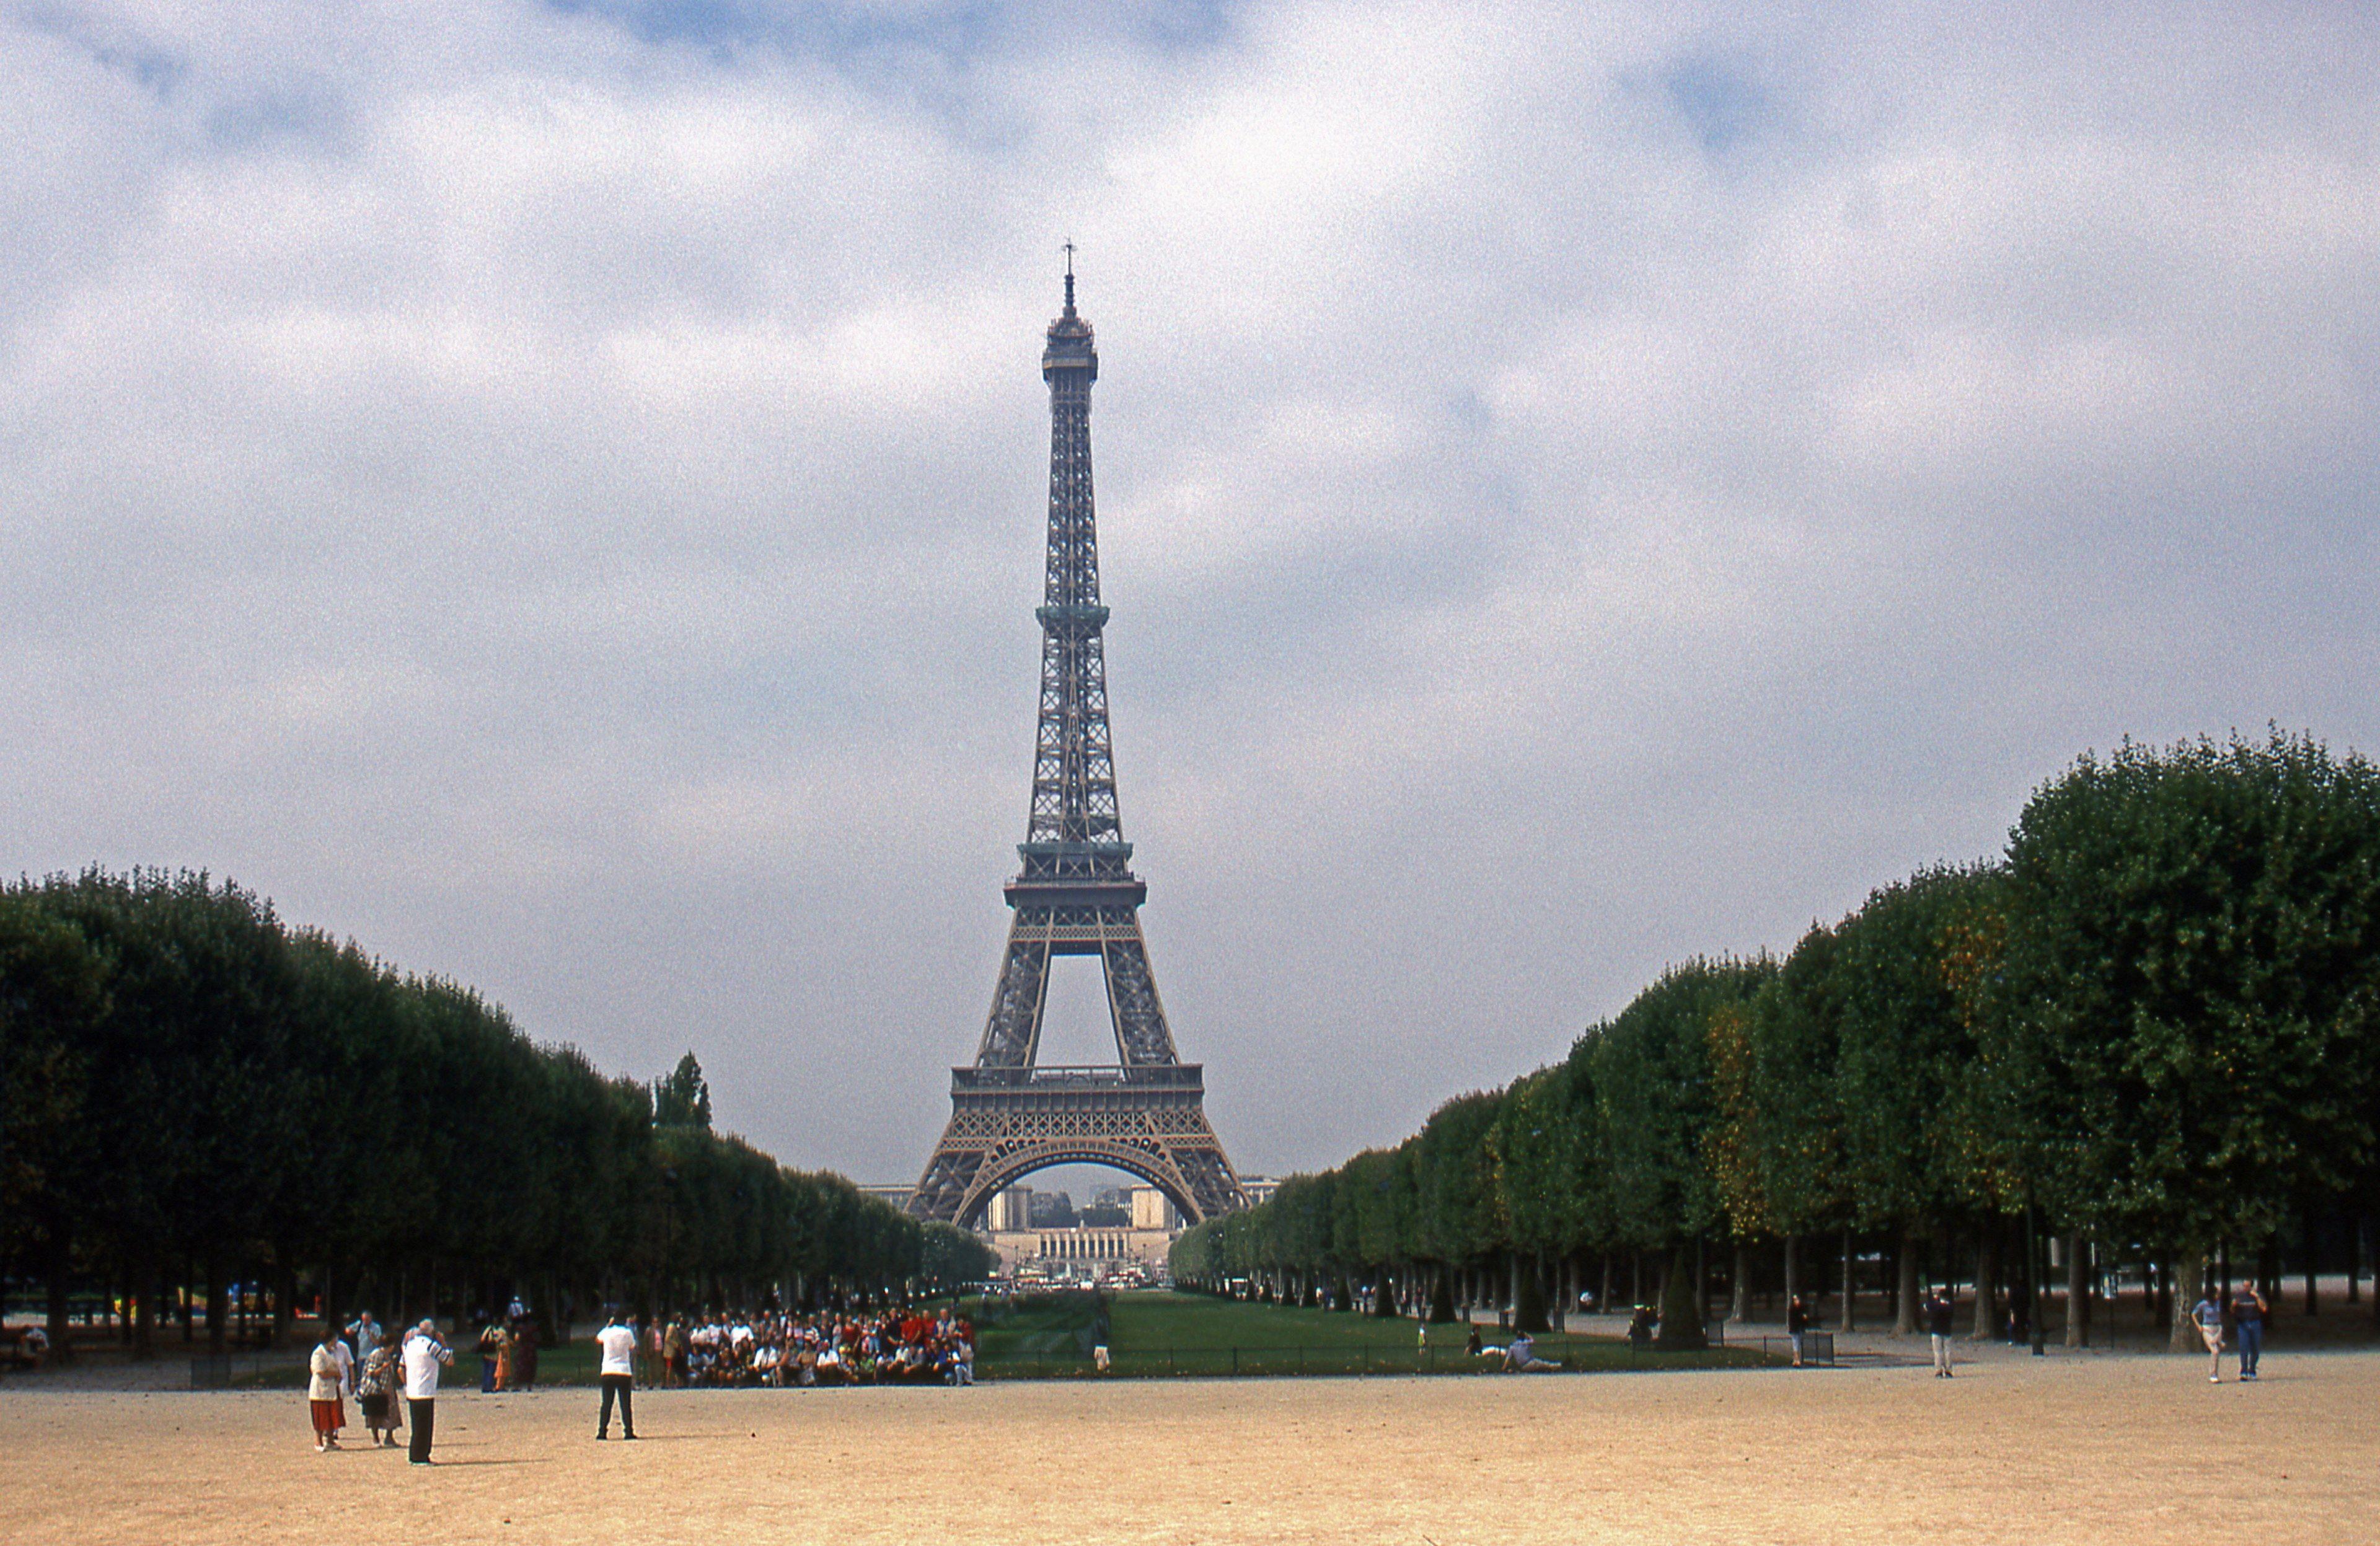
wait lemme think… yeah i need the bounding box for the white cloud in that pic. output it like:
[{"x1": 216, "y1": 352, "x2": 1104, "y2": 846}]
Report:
[{"x1": 1, "y1": 0, "x2": 2373, "y2": 1179}]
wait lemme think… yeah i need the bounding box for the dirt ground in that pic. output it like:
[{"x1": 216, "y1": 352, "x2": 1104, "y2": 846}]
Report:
[{"x1": 4, "y1": 1353, "x2": 2372, "y2": 1545}]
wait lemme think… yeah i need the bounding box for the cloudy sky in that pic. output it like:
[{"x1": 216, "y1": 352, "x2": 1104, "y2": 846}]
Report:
[{"x1": 2, "y1": 1, "x2": 2373, "y2": 1185}]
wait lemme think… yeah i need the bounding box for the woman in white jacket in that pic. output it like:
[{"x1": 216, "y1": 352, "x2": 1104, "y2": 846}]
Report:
[{"x1": 307, "y1": 1334, "x2": 348, "y2": 1452}]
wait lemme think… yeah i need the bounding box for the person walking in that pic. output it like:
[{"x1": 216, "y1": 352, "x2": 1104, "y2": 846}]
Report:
[
  {"x1": 2230, "y1": 1278, "x2": 2267, "y2": 1381},
  {"x1": 401, "y1": 1320, "x2": 454, "y2": 1465},
  {"x1": 2190, "y1": 1285, "x2": 2226, "y2": 1382},
  {"x1": 1786, "y1": 1294, "x2": 1809, "y2": 1368},
  {"x1": 307, "y1": 1331, "x2": 348, "y2": 1452},
  {"x1": 1924, "y1": 1286, "x2": 1957, "y2": 1377},
  {"x1": 594, "y1": 1313, "x2": 639, "y2": 1441}
]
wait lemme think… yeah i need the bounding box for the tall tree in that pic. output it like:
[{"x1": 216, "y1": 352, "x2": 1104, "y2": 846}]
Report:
[{"x1": 1999, "y1": 733, "x2": 2380, "y2": 1348}]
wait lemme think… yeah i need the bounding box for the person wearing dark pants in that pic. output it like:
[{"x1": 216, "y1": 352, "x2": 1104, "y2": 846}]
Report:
[
  {"x1": 2231, "y1": 1279, "x2": 2267, "y2": 1380},
  {"x1": 595, "y1": 1314, "x2": 639, "y2": 1440},
  {"x1": 400, "y1": 1320, "x2": 454, "y2": 1466}
]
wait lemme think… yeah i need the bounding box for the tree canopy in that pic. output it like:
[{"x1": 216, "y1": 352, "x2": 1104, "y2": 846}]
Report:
[
  {"x1": 1175, "y1": 732, "x2": 2380, "y2": 1315},
  {"x1": 1, "y1": 869, "x2": 990, "y2": 1353}
]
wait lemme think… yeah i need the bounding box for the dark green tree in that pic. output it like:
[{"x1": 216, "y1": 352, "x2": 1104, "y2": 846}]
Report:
[
  {"x1": 1998, "y1": 733, "x2": 2380, "y2": 1348},
  {"x1": 654, "y1": 1052, "x2": 713, "y2": 1130}
]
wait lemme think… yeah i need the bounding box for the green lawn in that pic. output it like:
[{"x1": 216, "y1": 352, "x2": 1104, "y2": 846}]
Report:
[{"x1": 974, "y1": 1291, "x2": 1775, "y2": 1379}]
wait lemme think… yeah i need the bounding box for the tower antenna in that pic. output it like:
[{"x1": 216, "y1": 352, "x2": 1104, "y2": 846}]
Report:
[{"x1": 1063, "y1": 240, "x2": 1076, "y2": 309}]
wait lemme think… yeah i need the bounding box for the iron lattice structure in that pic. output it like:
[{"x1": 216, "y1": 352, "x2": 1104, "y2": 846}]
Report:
[{"x1": 909, "y1": 268, "x2": 1247, "y2": 1229}]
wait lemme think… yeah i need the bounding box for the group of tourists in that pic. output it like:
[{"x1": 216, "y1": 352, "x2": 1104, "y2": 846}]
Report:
[
  {"x1": 302, "y1": 1302, "x2": 974, "y2": 1457},
  {"x1": 475, "y1": 1302, "x2": 542, "y2": 1393},
  {"x1": 642, "y1": 1307, "x2": 976, "y2": 1388},
  {"x1": 308, "y1": 1311, "x2": 453, "y2": 1465}
]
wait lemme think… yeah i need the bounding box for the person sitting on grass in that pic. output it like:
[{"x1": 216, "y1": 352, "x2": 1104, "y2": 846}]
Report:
[{"x1": 1501, "y1": 1330, "x2": 1561, "y2": 1373}]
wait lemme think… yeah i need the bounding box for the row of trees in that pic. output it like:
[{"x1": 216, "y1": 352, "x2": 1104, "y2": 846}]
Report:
[
  {"x1": 1175, "y1": 732, "x2": 2380, "y2": 1350},
  {"x1": 0, "y1": 869, "x2": 991, "y2": 1358}
]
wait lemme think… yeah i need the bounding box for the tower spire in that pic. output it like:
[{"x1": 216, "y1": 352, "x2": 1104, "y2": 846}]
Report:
[{"x1": 1063, "y1": 240, "x2": 1075, "y2": 312}]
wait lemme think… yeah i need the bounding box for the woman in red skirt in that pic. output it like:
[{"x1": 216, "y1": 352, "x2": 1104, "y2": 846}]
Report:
[{"x1": 307, "y1": 1333, "x2": 347, "y2": 1452}]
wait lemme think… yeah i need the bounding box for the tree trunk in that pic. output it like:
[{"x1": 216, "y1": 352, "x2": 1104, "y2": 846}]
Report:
[
  {"x1": 1512, "y1": 1252, "x2": 1548, "y2": 1333},
  {"x1": 1730, "y1": 1242, "x2": 1752, "y2": 1324},
  {"x1": 2064, "y1": 1230, "x2": 2090, "y2": 1346},
  {"x1": 1839, "y1": 1224, "x2": 1856, "y2": 1332},
  {"x1": 206, "y1": 1257, "x2": 229, "y2": 1357},
  {"x1": 1654, "y1": 1244, "x2": 1708, "y2": 1351},
  {"x1": 1894, "y1": 1224, "x2": 1920, "y2": 1337},
  {"x1": 1782, "y1": 1234, "x2": 1797, "y2": 1317},
  {"x1": 269, "y1": 1260, "x2": 296, "y2": 1350},
  {"x1": 2167, "y1": 1249, "x2": 2203, "y2": 1353},
  {"x1": 132, "y1": 1250, "x2": 157, "y2": 1362},
  {"x1": 2304, "y1": 1213, "x2": 2319, "y2": 1317},
  {"x1": 1968, "y1": 1219, "x2": 1999, "y2": 1340},
  {"x1": 44, "y1": 1225, "x2": 74, "y2": 1366}
]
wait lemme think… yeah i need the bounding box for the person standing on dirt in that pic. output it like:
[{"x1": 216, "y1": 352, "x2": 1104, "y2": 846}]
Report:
[
  {"x1": 307, "y1": 1330, "x2": 347, "y2": 1453},
  {"x1": 1786, "y1": 1294, "x2": 1809, "y2": 1368},
  {"x1": 401, "y1": 1320, "x2": 454, "y2": 1465},
  {"x1": 595, "y1": 1313, "x2": 639, "y2": 1441},
  {"x1": 1924, "y1": 1287, "x2": 1957, "y2": 1377},
  {"x1": 663, "y1": 1316, "x2": 688, "y2": 1389},
  {"x1": 2230, "y1": 1278, "x2": 2266, "y2": 1381},
  {"x1": 345, "y1": 1310, "x2": 383, "y2": 1366},
  {"x1": 357, "y1": 1335, "x2": 401, "y2": 1447},
  {"x1": 2190, "y1": 1286, "x2": 2226, "y2": 1382}
]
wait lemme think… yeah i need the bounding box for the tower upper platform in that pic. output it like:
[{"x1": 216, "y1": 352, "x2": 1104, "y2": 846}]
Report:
[{"x1": 1042, "y1": 268, "x2": 1098, "y2": 381}]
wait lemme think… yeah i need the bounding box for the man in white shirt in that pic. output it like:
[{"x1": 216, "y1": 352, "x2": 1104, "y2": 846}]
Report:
[
  {"x1": 594, "y1": 1313, "x2": 639, "y2": 1440},
  {"x1": 400, "y1": 1321, "x2": 454, "y2": 1465}
]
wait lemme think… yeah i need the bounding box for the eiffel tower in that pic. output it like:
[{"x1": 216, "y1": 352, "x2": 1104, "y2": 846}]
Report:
[{"x1": 907, "y1": 258, "x2": 1247, "y2": 1228}]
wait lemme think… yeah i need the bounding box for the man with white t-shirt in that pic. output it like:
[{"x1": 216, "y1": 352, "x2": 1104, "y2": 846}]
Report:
[
  {"x1": 400, "y1": 1321, "x2": 455, "y2": 1465},
  {"x1": 595, "y1": 1314, "x2": 639, "y2": 1440}
]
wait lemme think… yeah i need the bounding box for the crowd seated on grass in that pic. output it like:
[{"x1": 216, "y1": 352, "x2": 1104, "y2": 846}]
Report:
[{"x1": 646, "y1": 1307, "x2": 974, "y2": 1388}]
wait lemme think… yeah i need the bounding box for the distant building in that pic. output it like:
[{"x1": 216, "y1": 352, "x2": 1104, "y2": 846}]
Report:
[
  {"x1": 1130, "y1": 1187, "x2": 1177, "y2": 1231},
  {"x1": 981, "y1": 1184, "x2": 1183, "y2": 1280},
  {"x1": 984, "y1": 1185, "x2": 1033, "y2": 1232}
]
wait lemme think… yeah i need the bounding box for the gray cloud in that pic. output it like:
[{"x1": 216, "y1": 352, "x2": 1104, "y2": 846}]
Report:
[{"x1": 1, "y1": 1, "x2": 2373, "y2": 1183}]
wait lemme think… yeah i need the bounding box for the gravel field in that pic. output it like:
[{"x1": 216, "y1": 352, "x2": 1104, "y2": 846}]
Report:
[{"x1": 4, "y1": 1352, "x2": 2372, "y2": 1545}]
